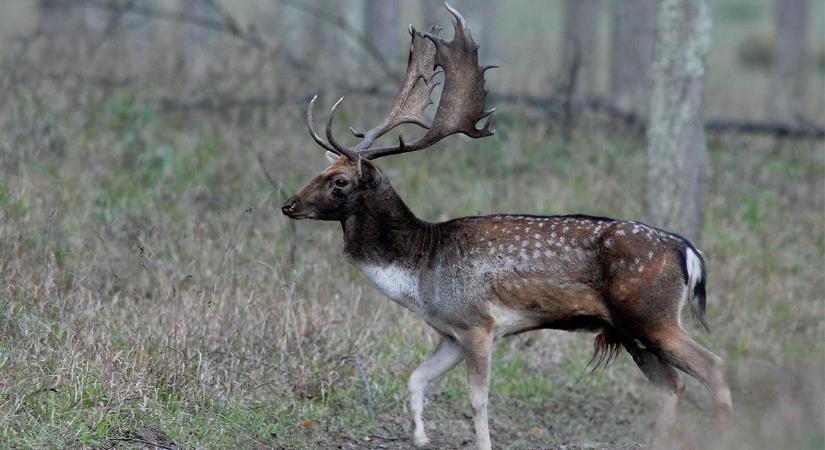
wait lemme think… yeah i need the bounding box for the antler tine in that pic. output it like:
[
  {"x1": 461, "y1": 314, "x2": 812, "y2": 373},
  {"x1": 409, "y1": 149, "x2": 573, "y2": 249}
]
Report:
[
  {"x1": 306, "y1": 95, "x2": 336, "y2": 153},
  {"x1": 325, "y1": 97, "x2": 360, "y2": 161}
]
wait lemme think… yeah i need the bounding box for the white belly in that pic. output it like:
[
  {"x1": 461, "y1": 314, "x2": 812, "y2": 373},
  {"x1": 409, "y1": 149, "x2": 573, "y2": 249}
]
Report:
[{"x1": 489, "y1": 303, "x2": 535, "y2": 338}]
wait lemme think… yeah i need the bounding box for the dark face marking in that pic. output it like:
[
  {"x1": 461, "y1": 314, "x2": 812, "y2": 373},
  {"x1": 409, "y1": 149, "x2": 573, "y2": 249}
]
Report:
[{"x1": 281, "y1": 156, "x2": 380, "y2": 221}]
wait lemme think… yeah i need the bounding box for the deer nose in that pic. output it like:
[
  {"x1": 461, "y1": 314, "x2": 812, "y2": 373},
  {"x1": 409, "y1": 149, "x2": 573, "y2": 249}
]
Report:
[{"x1": 281, "y1": 196, "x2": 299, "y2": 215}]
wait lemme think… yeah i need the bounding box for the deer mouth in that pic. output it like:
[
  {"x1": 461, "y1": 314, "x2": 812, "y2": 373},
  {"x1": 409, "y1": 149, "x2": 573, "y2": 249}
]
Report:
[{"x1": 281, "y1": 197, "x2": 313, "y2": 219}]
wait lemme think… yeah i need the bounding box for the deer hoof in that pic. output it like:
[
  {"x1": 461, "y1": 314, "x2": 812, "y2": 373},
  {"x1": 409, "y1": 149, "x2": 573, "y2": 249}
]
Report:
[{"x1": 413, "y1": 433, "x2": 430, "y2": 448}]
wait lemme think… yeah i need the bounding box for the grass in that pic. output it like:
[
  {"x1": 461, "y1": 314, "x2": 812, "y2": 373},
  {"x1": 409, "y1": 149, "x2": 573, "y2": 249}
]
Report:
[{"x1": 1, "y1": 1, "x2": 824, "y2": 449}]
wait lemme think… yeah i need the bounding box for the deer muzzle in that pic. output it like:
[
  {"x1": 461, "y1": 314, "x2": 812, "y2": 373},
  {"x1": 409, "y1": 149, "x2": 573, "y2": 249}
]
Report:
[{"x1": 281, "y1": 196, "x2": 302, "y2": 218}]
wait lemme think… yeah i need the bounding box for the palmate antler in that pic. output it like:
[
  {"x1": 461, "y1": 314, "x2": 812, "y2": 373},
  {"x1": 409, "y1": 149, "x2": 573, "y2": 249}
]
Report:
[{"x1": 306, "y1": 3, "x2": 496, "y2": 161}]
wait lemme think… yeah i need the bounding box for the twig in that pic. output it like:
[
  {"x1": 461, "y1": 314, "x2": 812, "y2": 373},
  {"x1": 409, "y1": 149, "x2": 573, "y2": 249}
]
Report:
[
  {"x1": 254, "y1": 151, "x2": 289, "y2": 201},
  {"x1": 109, "y1": 437, "x2": 176, "y2": 450},
  {"x1": 340, "y1": 355, "x2": 375, "y2": 420},
  {"x1": 705, "y1": 118, "x2": 825, "y2": 138},
  {"x1": 207, "y1": 349, "x2": 282, "y2": 372},
  {"x1": 152, "y1": 89, "x2": 825, "y2": 140},
  {"x1": 254, "y1": 148, "x2": 297, "y2": 267}
]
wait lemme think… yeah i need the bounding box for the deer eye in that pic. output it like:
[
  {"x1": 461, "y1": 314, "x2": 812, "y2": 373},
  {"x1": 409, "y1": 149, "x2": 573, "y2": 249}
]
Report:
[{"x1": 334, "y1": 178, "x2": 349, "y2": 188}]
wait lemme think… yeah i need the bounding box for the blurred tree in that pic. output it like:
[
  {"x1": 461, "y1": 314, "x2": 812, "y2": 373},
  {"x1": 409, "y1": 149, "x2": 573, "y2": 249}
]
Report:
[
  {"x1": 562, "y1": 0, "x2": 601, "y2": 97},
  {"x1": 175, "y1": 0, "x2": 220, "y2": 77},
  {"x1": 478, "y1": 0, "x2": 498, "y2": 63},
  {"x1": 38, "y1": 0, "x2": 83, "y2": 37},
  {"x1": 609, "y1": 0, "x2": 655, "y2": 114},
  {"x1": 767, "y1": 0, "x2": 809, "y2": 119},
  {"x1": 421, "y1": 0, "x2": 447, "y2": 29},
  {"x1": 181, "y1": 0, "x2": 218, "y2": 49},
  {"x1": 364, "y1": 0, "x2": 400, "y2": 64},
  {"x1": 645, "y1": 0, "x2": 710, "y2": 242}
]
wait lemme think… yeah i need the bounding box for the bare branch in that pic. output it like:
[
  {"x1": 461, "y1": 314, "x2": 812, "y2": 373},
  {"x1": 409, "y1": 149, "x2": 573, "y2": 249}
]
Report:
[{"x1": 150, "y1": 91, "x2": 824, "y2": 140}]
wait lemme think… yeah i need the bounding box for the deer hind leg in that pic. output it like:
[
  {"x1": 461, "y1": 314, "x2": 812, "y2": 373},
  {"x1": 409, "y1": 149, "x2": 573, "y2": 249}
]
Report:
[
  {"x1": 408, "y1": 337, "x2": 464, "y2": 448},
  {"x1": 624, "y1": 340, "x2": 684, "y2": 449},
  {"x1": 652, "y1": 327, "x2": 734, "y2": 431},
  {"x1": 462, "y1": 327, "x2": 495, "y2": 450}
]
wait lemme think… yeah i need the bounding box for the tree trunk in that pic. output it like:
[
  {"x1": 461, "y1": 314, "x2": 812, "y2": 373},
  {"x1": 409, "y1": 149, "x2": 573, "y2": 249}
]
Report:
[
  {"x1": 364, "y1": 0, "x2": 400, "y2": 64},
  {"x1": 767, "y1": 0, "x2": 808, "y2": 119},
  {"x1": 609, "y1": 0, "x2": 655, "y2": 114},
  {"x1": 175, "y1": 0, "x2": 220, "y2": 77},
  {"x1": 645, "y1": 0, "x2": 711, "y2": 243},
  {"x1": 562, "y1": 0, "x2": 601, "y2": 97}
]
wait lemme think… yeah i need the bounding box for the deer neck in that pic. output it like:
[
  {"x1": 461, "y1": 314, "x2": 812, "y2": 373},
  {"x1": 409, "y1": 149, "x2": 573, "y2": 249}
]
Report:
[{"x1": 341, "y1": 182, "x2": 435, "y2": 269}]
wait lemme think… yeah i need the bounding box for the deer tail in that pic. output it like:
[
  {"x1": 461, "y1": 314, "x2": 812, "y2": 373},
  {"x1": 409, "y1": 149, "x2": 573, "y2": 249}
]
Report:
[{"x1": 683, "y1": 243, "x2": 710, "y2": 332}]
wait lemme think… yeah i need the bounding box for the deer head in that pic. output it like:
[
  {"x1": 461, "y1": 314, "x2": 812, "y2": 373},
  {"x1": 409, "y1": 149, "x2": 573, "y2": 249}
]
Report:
[
  {"x1": 281, "y1": 3, "x2": 496, "y2": 222},
  {"x1": 281, "y1": 153, "x2": 383, "y2": 221}
]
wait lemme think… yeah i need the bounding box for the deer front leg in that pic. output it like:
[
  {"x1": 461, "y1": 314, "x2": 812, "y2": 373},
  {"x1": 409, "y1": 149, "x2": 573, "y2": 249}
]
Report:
[
  {"x1": 463, "y1": 328, "x2": 494, "y2": 450},
  {"x1": 409, "y1": 336, "x2": 464, "y2": 447}
]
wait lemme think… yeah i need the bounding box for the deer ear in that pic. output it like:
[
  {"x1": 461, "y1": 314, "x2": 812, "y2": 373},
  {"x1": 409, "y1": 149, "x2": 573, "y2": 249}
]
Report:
[
  {"x1": 356, "y1": 157, "x2": 380, "y2": 186},
  {"x1": 325, "y1": 151, "x2": 339, "y2": 165}
]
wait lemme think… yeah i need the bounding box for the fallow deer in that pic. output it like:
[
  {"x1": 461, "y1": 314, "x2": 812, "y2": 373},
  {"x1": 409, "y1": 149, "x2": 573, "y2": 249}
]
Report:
[{"x1": 281, "y1": 4, "x2": 732, "y2": 449}]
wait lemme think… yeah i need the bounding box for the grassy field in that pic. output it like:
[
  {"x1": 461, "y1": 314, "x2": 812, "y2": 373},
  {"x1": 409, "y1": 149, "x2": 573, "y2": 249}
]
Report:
[{"x1": 1, "y1": 1, "x2": 824, "y2": 449}]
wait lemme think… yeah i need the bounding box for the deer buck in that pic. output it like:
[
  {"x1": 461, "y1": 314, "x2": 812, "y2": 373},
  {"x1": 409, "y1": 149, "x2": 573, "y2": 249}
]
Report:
[{"x1": 281, "y1": 4, "x2": 732, "y2": 449}]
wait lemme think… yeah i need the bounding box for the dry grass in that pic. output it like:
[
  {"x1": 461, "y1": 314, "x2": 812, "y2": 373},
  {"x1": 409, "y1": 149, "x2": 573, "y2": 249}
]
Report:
[{"x1": 1, "y1": 1, "x2": 824, "y2": 449}]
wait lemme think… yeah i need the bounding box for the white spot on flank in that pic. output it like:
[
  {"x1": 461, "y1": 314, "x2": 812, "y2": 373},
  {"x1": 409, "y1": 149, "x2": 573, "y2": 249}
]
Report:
[
  {"x1": 616, "y1": 229, "x2": 626, "y2": 236},
  {"x1": 563, "y1": 226, "x2": 570, "y2": 232},
  {"x1": 648, "y1": 251, "x2": 654, "y2": 260},
  {"x1": 604, "y1": 238, "x2": 612, "y2": 248}
]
